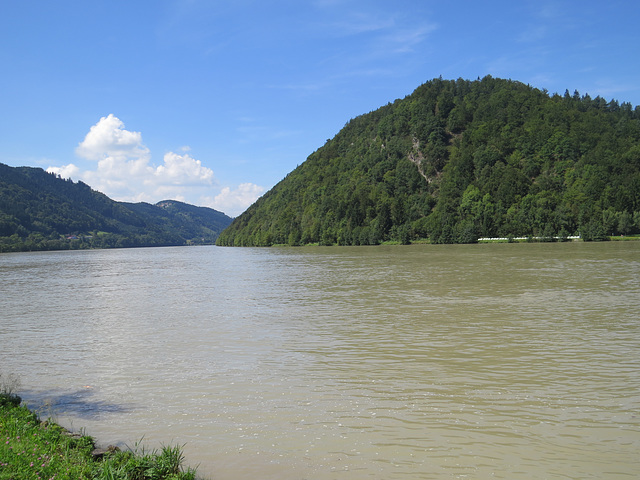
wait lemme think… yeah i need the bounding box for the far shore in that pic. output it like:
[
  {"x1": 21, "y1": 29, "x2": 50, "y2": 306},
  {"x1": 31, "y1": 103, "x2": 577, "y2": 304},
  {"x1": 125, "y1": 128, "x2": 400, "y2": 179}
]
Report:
[{"x1": 267, "y1": 234, "x2": 640, "y2": 247}]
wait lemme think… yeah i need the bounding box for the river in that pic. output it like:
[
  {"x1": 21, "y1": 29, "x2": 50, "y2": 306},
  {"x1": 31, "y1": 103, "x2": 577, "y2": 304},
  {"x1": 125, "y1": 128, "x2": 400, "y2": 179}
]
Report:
[{"x1": 1, "y1": 242, "x2": 639, "y2": 479}]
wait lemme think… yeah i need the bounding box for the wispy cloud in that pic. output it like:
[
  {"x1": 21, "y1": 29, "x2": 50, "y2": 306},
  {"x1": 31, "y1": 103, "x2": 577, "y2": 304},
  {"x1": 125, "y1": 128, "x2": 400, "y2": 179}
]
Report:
[
  {"x1": 589, "y1": 79, "x2": 640, "y2": 101},
  {"x1": 516, "y1": 1, "x2": 592, "y2": 44},
  {"x1": 312, "y1": 0, "x2": 346, "y2": 8},
  {"x1": 324, "y1": 12, "x2": 396, "y2": 37},
  {"x1": 516, "y1": 25, "x2": 548, "y2": 43},
  {"x1": 535, "y1": 2, "x2": 562, "y2": 20},
  {"x1": 235, "y1": 118, "x2": 302, "y2": 143},
  {"x1": 379, "y1": 23, "x2": 437, "y2": 54}
]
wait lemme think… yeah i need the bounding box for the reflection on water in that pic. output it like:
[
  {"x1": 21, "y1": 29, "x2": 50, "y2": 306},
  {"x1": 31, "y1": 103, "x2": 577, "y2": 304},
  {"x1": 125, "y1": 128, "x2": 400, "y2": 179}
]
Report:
[
  {"x1": 2, "y1": 243, "x2": 640, "y2": 479},
  {"x1": 16, "y1": 387, "x2": 131, "y2": 418}
]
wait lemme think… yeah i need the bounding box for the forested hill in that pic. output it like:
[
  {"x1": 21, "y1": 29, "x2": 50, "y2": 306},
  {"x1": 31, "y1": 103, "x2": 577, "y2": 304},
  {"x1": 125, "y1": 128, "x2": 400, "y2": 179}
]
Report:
[
  {"x1": 0, "y1": 163, "x2": 232, "y2": 252},
  {"x1": 216, "y1": 76, "x2": 640, "y2": 246}
]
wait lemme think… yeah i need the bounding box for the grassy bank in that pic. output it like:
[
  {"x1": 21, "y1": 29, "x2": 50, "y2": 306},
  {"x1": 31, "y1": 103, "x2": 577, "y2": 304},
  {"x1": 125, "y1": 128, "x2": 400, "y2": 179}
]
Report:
[{"x1": 0, "y1": 391, "x2": 199, "y2": 480}]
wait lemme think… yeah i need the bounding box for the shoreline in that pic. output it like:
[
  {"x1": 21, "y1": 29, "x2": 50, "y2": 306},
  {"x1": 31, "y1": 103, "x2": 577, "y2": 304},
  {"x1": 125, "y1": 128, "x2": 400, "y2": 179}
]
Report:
[
  {"x1": 0, "y1": 393, "x2": 202, "y2": 480},
  {"x1": 269, "y1": 233, "x2": 640, "y2": 247}
]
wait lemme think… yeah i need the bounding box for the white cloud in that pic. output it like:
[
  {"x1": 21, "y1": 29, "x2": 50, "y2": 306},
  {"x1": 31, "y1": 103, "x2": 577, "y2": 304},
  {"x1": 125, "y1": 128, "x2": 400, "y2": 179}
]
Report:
[
  {"x1": 47, "y1": 163, "x2": 80, "y2": 180},
  {"x1": 46, "y1": 114, "x2": 265, "y2": 217},
  {"x1": 155, "y1": 151, "x2": 215, "y2": 186},
  {"x1": 201, "y1": 183, "x2": 265, "y2": 218},
  {"x1": 76, "y1": 114, "x2": 149, "y2": 162}
]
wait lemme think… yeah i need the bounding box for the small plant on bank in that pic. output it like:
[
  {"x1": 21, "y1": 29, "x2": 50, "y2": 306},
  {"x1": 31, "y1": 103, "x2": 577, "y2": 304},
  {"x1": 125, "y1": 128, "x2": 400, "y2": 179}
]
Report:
[
  {"x1": 95, "y1": 443, "x2": 197, "y2": 480},
  {"x1": 0, "y1": 400, "x2": 96, "y2": 479},
  {"x1": 0, "y1": 379, "x2": 199, "y2": 480},
  {"x1": 0, "y1": 371, "x2": 22, "y2": 407}
]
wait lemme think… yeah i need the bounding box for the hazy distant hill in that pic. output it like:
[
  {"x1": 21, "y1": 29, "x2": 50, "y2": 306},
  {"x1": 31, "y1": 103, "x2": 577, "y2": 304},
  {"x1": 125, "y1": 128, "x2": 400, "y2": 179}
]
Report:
[
  {"x1": 217, "y1": 76, "x2": 640, "y2": 246},
  {"x1": 123, "y1": 199, "x2": 232, "y2": 244},
  {"x1": 0, "y1": 162, "x2": 232, "y2": 252}
]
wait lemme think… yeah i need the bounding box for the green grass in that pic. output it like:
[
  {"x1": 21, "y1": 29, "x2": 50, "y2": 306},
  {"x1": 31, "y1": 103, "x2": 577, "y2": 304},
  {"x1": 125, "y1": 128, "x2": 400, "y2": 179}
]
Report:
[
  {"x1": 0, "y1": 393, "x2": 199, "y2": 480},
  {"x1": 609, "y1": 234, "x2": 640, "y2": 241}
]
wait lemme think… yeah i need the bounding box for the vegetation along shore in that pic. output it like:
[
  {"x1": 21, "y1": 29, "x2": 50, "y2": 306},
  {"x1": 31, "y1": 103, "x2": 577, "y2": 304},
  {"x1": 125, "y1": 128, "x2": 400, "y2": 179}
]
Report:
[{"x1": 0, "y1": 376, "x2": 200, "y2": 480}]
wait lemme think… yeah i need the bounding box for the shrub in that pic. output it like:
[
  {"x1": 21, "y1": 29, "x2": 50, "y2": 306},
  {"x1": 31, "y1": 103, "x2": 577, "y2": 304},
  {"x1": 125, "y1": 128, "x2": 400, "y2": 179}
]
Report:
[{"x1": 0, "y1": 371, "x2": 21, "y2": 407}]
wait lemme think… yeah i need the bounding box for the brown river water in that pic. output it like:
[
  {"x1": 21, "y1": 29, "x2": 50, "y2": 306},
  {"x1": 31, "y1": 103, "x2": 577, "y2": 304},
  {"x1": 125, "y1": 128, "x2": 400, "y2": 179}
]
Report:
[{"x1": 1, "y1": 242, "x2": 639, "y2": 479}]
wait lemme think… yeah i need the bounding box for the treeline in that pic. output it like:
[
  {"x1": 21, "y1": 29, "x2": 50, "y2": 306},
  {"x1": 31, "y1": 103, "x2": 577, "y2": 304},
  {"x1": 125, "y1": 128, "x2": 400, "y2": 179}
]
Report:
[
  {"x1": 0, "y1": 163, "x2": 232, "y2": 253},
  {"x1": 217, "y1": 76, "x2": 640, "y2": 246}
]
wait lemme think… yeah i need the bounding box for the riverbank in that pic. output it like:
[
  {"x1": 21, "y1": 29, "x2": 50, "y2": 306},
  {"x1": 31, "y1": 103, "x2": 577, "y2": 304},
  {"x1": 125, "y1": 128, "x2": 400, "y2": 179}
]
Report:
[
  {"x1": 477, "y1": 234, "x2": 640, "y2": 243},
  {"x1": 268, "y1": 233, "x2": 640, "y2": 247},
  {"x1": 0, "y1": 392, "x2": 200, "y2": 480}
]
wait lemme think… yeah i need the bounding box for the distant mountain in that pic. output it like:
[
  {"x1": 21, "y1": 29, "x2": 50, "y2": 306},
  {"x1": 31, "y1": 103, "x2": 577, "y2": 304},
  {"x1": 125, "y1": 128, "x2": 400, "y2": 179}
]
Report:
[
  {"x1": 0, "y1": 163, "x2": 232, "y2": 252},
  {"x1": 217, "y1": 76, "x2": 640, "y2": 246},
  {"x1": 123, "y1": 199, "x2": 232, "y2": 244}
]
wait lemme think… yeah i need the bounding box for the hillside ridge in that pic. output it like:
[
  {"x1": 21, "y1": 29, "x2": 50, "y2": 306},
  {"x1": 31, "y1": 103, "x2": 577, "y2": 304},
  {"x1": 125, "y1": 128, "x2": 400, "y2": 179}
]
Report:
[
  {"x1": 217, "y1": 76, "x2": 640, "y2": 246},
  {"x1": 0, "y1": 163, "x2": 232, "y2": 252}
]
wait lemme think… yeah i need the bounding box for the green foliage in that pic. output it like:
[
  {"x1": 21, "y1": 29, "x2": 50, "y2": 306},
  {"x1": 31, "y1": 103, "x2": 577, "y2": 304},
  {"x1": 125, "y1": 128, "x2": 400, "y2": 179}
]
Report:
[
  {"x1": 217, "y1": 76, "x2": 640, "y2": 246},
  {"x1": 0, "y1": 399, "x2": 198, "y2": 480},
  {"x1": 94, "y1": 443, "x2": 196, "y2": 480},
  {"x1": 0, "y1": 164, "x2": 232, "y2": 252},
  {"x1": 1, "y1": 402, "x2": 97, "y2": 479},
  {"x1": 0, "y1": 371, "x2": 21, "y2": 408}
]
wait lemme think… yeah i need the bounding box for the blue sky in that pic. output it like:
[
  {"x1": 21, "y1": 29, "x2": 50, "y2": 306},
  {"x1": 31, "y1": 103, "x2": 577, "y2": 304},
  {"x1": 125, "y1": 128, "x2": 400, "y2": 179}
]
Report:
[{"x1": 1, "y1": 0, "x2": 639, "y2": 217}]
